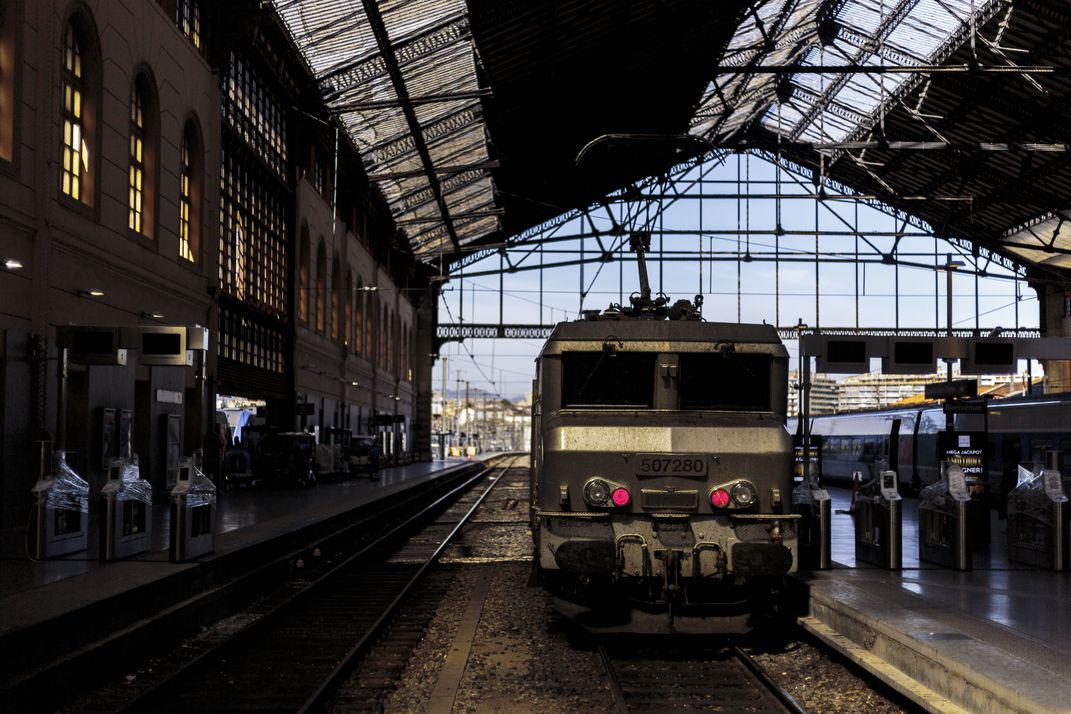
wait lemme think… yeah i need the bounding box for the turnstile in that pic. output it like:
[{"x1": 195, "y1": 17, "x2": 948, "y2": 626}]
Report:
[
  {"x1": 919, "y1": 463, "x2": 972, "y2": 571},
  {"x1": 855, "y1": 470, "x2": 902, "y2": 570},
  {"x1": 1007, "y1": 461, "x2": 1069, "y2": 571},
  {"x1": 30, "y1": 446, "x2": 89, "y2": 559},
  {"x1": 169, "y1": 458, "x2": 217, "y2": 562},
  {"x1": 793, "y1": 480, "x2": 831, "y2": 570},
  {"x1": 99, "y1": 457, "x2": 153, "y2": 561}
]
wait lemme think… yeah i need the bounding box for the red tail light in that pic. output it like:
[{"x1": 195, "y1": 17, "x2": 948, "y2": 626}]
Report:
[
  {"x1": 710, "y1": 488, "x2": 731, "y2": 508},
  {"x1": 611, "y1": 487, "x2": 631, "y2": 507}
]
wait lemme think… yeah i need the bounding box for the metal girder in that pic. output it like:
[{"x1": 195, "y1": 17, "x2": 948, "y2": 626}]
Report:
[
  {"x1": 357, "y1": 0, "x2": 460, "y2": 252},
  {"x1": 436, "y1": 323, "x2": 1040, "y2": 342},
  {"x1": 706, "y1": 0, "x2": 831, "y2": 142},
  {"x1": 318, "y1": 15, "x2": 469, "y2": 100},
  {"x1": 785, "y1": 0, "x2": 922, "y2": 142}
]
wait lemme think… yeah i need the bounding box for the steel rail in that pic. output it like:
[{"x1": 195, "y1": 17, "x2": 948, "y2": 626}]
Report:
[
  {"x1": 599, "y1": 642, "x2": 808, "y2": 714},
  {"x1": 597, "y1": 644, "x2": 632, "y2": 714},
  {"x1": 115, "y1": 461, "x2": 488, "y2": 713},
  {"x1": 298, "y1": 455, "x2": 522, "y2": 712},
  {"x1": 733, "y1": 645, "x2": 810, "y2": 714}
]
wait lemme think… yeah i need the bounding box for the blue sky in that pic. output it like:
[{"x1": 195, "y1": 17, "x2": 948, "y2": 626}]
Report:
[{"x1": 436, "y1": 153, "x2": 1035, "y2": 401}]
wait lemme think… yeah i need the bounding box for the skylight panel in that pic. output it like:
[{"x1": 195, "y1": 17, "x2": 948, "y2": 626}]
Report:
[{"x1": 275, "y1": 0, "x2": 500, "y2": 258}]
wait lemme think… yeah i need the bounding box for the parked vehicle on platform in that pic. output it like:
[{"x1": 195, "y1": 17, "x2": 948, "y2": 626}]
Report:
[
  {"x1": 253, "y1": 431, "x2": 317, "y2": 487},
  {"x1": 530, "y1": 292, "x2": 798, "y2": 634},
  {"x1": 348, "y1": 435, "x2": 381, "y2": 477},
  {"x1": 789, "y1": 392, "x2": 1071, "y2": 493},
  {"x1": 223, "y1": 439, "x2": 258, "y2": 490},
  {"x1": 316, "y1": 427, "x2": 352, "y2": 480}
]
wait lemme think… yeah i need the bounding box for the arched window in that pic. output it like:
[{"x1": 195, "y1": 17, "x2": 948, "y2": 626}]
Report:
[
  {"x1": 353, "y1": 279, "x2": 364, "y2": 355},
  {"x1": 381, "y1": 305, "x2": 389, "y2": 368},
  {"x1": 128, "y1": 72, "x2": 158, "y2": 236},
  {"x1": 366, "y1": 292, "x2": 377, "y2": 361},
  {"x1": 343, "y1": 269, "x2": 352, "y2": 348},
  {"x1": 178, "y1": 119, "x2": 202, "y2": 262},
  {"x1": 330, "y1": 255, "x2": 341, "y2": 341},
  {"x1": 315, "y1": 240, "x2": 326, "y2": 333},
  {"x1": 60, "y1": 18, "x2": 98, "y2": 205},
  {"x1": 0, "y1": 0, "x2": 15, "y2": 162},
  {"x1": 404, "y1": 325, "x2": 411, "y2": 381},
  {"x1": 297, "y1": 226, "x2": 310, "y2": 323},
  {"x1": 393, "y1": 313, "x2": 400, "y2": 375}
]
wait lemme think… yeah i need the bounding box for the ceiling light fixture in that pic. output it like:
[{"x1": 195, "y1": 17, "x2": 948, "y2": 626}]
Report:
[{"x1": 4, "y1": 258, "x2": 24, "y2": 270}]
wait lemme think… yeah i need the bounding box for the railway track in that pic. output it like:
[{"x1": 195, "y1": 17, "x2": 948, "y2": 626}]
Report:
[
  {"x1": 599, "y1": 641, "x2": 809, "y2": 713},
  {"x1": 104, "y1": 456, "x2": 520, "y2": 713}
]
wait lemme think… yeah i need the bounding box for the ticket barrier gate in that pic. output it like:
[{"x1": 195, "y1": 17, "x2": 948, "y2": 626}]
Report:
[
  {"x1": 169, "y1": 458, "x2": 217, "y2": 562},
  {"x1": 99, "y1": 457, "x2": 153, "y2": 561},
  {"x1": 1006, "y1": 460, "x2": 1068, "y2": 571},
  {"x1": 918, "y1": 463, "x2": 972, "y2": 571},
  {"x1": 793, "y1": 480, "x2": 831, "y2": 570},
  {"x1": 854, "y1": 470, "x2": 902, "y2": 570},
  {"x1": 30, "y1": 445, "x2": 89, "y2": 559}
]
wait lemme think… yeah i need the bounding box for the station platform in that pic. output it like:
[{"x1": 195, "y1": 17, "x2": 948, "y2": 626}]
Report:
[
  {"x1": 0, "y1": 456, "x2": 486, "y2": 699},
  {"x1": 796, "y1": 487, "x2": 1071, "y2": 714}
]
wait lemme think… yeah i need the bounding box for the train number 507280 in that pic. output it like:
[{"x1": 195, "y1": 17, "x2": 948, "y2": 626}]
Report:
[{"x1": 634, "y1": 454, "x2": 708, "y2": 477}]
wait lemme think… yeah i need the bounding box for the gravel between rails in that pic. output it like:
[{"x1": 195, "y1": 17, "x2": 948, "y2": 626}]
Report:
[
  {"x1": 367, "y1": 464, "x2": 916, "y2": 713},
  {"x1": 377, "y1": 563, "x2": 915, "y2": 713}
]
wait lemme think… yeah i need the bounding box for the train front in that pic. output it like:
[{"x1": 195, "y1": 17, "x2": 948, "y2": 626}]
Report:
[{"x1": 531, "y1": 320, "x2": 798, "y2": 634}]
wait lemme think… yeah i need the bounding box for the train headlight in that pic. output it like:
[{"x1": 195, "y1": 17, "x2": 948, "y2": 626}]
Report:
[
  {"x1": 731, "y1": 481, "x2": 756, "y2": 507},
  {"x1": 584, "y1": 479, "x2": 610, "y2": 506},
  {"x1": 710, "y1": 488, "x2": 731, "y2": 508},
  {"x1": 610, "y1": 487, "x2": 631, "y2": 507}
]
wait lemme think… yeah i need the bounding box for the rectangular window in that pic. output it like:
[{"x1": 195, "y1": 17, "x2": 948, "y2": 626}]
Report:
[
  {"x1": 222, "y1": 51, "x2": 287, "y2": 178},
  {"x1": 60, "y1": 26, "x2": 86, "y2": 202},
  {"x1": 561, "y1": 352, "x2": 656, "y2": 409},
  {"x1": 678, "y1": 353, "x2": 773, "y2": 411},
  {"x1": 219, "y1": 145, "x2": 287, "y2": 318},
  {"x1": 176, "y1": 0, "x2": 202, "y2": 51},
  {"x1": 218, "y1": 306, "x2": 285, "y2": 374}
]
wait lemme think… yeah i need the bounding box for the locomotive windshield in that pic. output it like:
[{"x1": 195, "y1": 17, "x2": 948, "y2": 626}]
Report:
[
  {"x1": 679, "y1": 353, "x2": 772, "y2": 411},
  {"x1": 561, "y1": 352, "x2": 656, "y2": 408}
]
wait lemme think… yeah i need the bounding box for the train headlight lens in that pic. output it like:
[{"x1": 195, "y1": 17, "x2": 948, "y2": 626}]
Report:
[
  {"x1": 731, "y1": 482, "x2": 756, "y2": 507},
  {"x1": 584, "y1": 479, "x2": 610, "y2": 506},
  {"x1": 610, "y1": 487, "x2": 631, "y2": 507},
  {"x1": 710, "y1": 488, "x2": 731, "y2": 508}
]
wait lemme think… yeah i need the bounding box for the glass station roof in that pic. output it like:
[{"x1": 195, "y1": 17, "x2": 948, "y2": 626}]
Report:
[
  {"x1": 1001, "y1": 211, "x2": 1071, "y2": 273},
  {"x1": 275, "y1": 0, "x2": 1004, "y2": 262},
  {"x1": 692, "y1": 0, "x2": 1001, "y2": 147},
  {"x1": 275, "y1": 0, "x2": 496, "y2": 259}
]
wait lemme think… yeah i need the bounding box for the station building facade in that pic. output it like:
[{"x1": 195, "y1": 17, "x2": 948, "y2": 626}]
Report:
[{"x1": 0, "y1": 0, "x2": 436, "y2": 532}]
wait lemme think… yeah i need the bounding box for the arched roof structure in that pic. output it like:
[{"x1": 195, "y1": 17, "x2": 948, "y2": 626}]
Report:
[{"x1": 274, "y1": 0, "x2": 1071, "y2": 279}]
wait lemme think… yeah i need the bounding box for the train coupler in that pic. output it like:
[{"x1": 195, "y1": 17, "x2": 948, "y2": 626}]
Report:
[{"x1": 654, "y1": 548, "x2": 683, "y2": 596}]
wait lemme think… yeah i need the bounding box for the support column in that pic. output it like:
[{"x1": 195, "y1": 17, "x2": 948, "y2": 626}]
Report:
[
  {"x1": 412, "y1": 283, "x2": 439, "y2": 461},
  {"x1": 1033, "y1": 277, "x2": 1071, "y2": 393}
]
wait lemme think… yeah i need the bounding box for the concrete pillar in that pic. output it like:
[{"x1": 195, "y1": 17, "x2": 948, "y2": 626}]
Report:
[
  {"x1": 411, "y1": 284, "x2": 439, "y2": 461},
  {"x1": 1032, "y1": 276, "x2": 1071, "y2": 393}
]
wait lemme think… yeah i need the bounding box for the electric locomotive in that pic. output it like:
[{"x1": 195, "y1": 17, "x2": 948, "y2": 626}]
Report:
[{"x1": 530, "y1": 294, "x2": 799, "y2": 634}]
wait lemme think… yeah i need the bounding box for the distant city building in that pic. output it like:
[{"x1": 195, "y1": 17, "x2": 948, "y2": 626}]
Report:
[
  {"x1": 787, "y1": 373, "x2": 839, "y2": 416},
  {"x1": 788, "y1": 369, "x2": 1044, "y2": 417}
]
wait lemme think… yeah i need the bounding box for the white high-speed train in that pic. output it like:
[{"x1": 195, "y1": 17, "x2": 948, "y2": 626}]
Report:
[{"x1": 788, "y1": 393, "x2": 1071, "y2": 492}]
